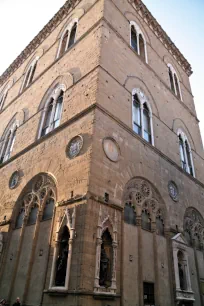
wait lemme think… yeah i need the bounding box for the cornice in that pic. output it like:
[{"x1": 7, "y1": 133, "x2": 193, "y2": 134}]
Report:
[
  {"x1": 129, "y1": 0, "x2": 193, "y2": 76},
  {"x1": 0, "y1": 0, "x2": 80, "y2": 87}
]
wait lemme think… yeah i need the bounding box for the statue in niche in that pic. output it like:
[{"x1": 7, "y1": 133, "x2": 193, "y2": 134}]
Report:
[
  {"x1": 55, "y1": 226, "x2": 69, "y2": 286},
  {"x1": 178, "y1": 263, "x2": 185, "y2": 290},
  {"x1": 99, "y1": 243, "x2": 110, "y2": 287}
]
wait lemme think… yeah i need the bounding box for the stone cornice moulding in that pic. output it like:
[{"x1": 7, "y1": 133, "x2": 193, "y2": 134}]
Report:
[
  {"x1": 128, "y1": 0, "x2": 192, "y2": 76},
  {"x1": 0, "y1": 0, "x2": 80, "y2": 87}
]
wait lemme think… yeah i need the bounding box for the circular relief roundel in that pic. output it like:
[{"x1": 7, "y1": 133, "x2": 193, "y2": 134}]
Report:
[
  {"x1": 66, "y1": 135, "x2": 83, "y2": 159},
  {"x1": 168, "y1": 181, "x2": 179, "y2": 202},
  {"x1": 103, "y1": 137, "x2": 120, "y2": 162},
  {"x1": 9, "y1": 171, "x2": 20, "y2": 189}
]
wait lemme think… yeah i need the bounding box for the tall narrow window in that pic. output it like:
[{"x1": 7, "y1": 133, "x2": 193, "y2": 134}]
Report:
[
  {"x1": 139, "y1": 34, "x2": 145, "y2": 61},
  {"x1": 143, "y1": 103, "x2": 151, "y2": 143},
  {"x1": 130, "y1": 22, "x2": 148, "y2": 63},
  {"x1": 40, "y1": 89, "x2": 64, "y2": 138},
  {"x1": 99, "y1": 229, "x2": 113, "y2": 288},
  {"x1": 174, "y1": 74, "x2": 181, "y2": 100},
  {"x1": 178, "y1": 131, "x2": 194, "y2": 177},
  {"x1": 0, "y1": 128, "x2": 16, "y2": 163},
  {"x1": 59, "y1": 30, "x2": 69, "y2": 57},
  {"x1": 22, "y1": 59, "x2": 38, "y2": 92},
  {"x1": 132, "y1": 90, "x2": 153, "y2": 145},
  {"x1": 41, "y1": 99, "x2": 54, "y2": 137},
  {"x1": 0, "y1": 90, "x2": 8, "y2": 110},
  {"x1": 68, "y1": 22, "x2": 77, "y2": 48},
  {"x1": 133, "y1": 94, "x2": 141, "y2": 135},
  {"x1": 53, "y1": 91, "x2": 63, "y2": 129},
  {"x1": 156, "y1": 216, "x2": 164, "y2": 236},
  {"x1": 185, "y1": 141, "x2": 193, "y2": 176},
  {"x1": 131, "y1": 25, "x2": 138, "y2": 53},
  {"x1": 55, "y1": 225, "x2": 70, "y2": 287},
  {"x1": 168, "y1": 64, "x2": 182, "y2": 100},
  {"x1": 169, "y1": 67, "x2": 175, "y2": 93},
  {"x1": 179, "y1": 135, "x2": 186, "y2": 170}
]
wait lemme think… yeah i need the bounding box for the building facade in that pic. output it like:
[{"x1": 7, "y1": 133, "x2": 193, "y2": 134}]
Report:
[{"x1": 0, "y1": 0, "x2": 204, "y2": 305}]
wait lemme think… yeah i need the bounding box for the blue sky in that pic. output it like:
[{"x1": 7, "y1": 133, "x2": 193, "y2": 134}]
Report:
[
  {"x1": 0, "y1": 0, "x2": 203, "y2": 143},
  {"x1": 142, "y1": 0, "x2": 204, "y2": 143}
]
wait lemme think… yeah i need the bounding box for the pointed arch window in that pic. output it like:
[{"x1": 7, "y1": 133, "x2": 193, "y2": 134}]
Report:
[
  {"x1": 42, "y1": 197, "x2": 55, "y2": 221},
  {"x1": 21, "y1": 58, "x2": 38, "y2": 92},
  {"x1": 15, "y1": 207, "x2": 25, "y2": 229},
  {"x1": 57, "y1": 21, "x2": 78, "y2": 58},
  {"x1": 178, "y1": 131, "x2": 194, "y2": 177},
  {"x1": 156, "y1": 216, "x2": 164, "y2": 236},
  {"x1": 39, "y1": 88, "x2": 64, "y2": 138},
  {"x1": 130, "y1": 21, "x2": 148, "y2": 63},
  {"x1": 0, "y1": 125, "x2": 17, "y2": 164},
  {"x1": 124, "y1": 203, "x2": 136, "y2": 226},
  {"x1": 27, "y1": 205, "x2": 38, "y2": 225},
  {"x1": 132, "y1": 89, "x2": 154, "y2": 145},
  {"x1": 167, "y1": 64, "x2": 182, "y2": 100}
]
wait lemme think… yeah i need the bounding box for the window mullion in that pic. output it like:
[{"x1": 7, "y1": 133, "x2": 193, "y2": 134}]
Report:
[
  {"x1": 149, "y1": 112, "x2": 154, "y2": 146},
  {"x1": 137, "y1": 33, "x2": 140, "y2": 55},
  {"x1": 141, "y1": 103, "x2": 144, "y2": 138}
]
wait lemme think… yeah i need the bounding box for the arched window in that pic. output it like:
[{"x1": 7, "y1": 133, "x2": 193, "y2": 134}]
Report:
[
  {"x1": 39, "y1": 89, "x2": 64, "y2": 138},
  {"x1": 124, "y1": 203, "x2": 136, "y2": 226},
  {"x1": 178, "y1": 131, "x2": 194, "y2": 177},
  {"x1": 99, "y1": 229, "x2": 113, "y2": 288},
  {"x1": 141, "y1": 210, "x2": 151, "y2": 231},
  {"x1": 0, "y1": 124, "x2": 17, "y2": 164},
  {"x1": 131, "y1": 25, "x2": 138, "y2": 53},
  {"x1": 177, "y1": 251, "x2": 187, "y2": 291},
  {"x1": 130, "y1": 21, "x2": 148, "y2": 63},
  {"x1": 55, "y1": 225, "x2": 70, "y2": 287},
  {"x1": 167, "y1": 64, "x2": 182, "y2": 100},
  {"x1": 57, "y1": 21, "x2": 78, "y2": 58},
  {"x1": 132, "y1": 89, "x2": 154, "y2": 145},
  {"x1": 21, "y1": 58, "x2": 38, "y2": 92}
]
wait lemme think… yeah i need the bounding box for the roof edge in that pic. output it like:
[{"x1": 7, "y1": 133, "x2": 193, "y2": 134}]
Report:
[
  {"x1": 130, "y1": 0, "x2": 193, "y2": 76},
  {"x1": 0, "y1": 0, "x2": 80, "y2": 87}
]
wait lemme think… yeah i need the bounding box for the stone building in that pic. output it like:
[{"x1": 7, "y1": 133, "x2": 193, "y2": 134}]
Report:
[{"x1": 0, "y1": 0, "x2": 203, "y2": 305}]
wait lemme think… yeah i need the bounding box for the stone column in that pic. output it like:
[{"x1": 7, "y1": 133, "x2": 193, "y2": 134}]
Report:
[
  {"x1": 137, "y1": 214, "x2": 143, "y2": 306},
  {"x1": 152, "y1": 217, "x2": 160, "y2": 306}
]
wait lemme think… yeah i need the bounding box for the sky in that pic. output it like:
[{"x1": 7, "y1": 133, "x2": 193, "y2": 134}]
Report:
[{"x1": 0, "y1": 0, "x2": 203, "y2": 143}]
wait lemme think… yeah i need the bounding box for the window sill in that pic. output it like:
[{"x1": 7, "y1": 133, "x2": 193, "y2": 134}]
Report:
[{"x1": 44, "y1": 289, "x2": 68, "y2": 296}]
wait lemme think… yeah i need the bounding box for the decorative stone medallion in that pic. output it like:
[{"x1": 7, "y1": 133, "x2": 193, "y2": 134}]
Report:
[
  {"x1": 168, "y1": 181, "x2": 179, "y2": 202},
  {"x1": 103, "y1": 137, "x2": 120, "y2": 162},
  {"x1": 66, "y1": 135, "x2": 83, "y2": 159},
  {"x1": 9, "y1": 171, "x2": 20, "y2": 189}
]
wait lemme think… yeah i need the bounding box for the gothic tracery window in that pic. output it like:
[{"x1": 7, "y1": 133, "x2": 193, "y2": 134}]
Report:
[
  {"x1": 184, "y1": 207, "x2": 204, "y2": 248},
  {"x1": 124, "y1": 203, "x2": 136, "y2": 226},
  {"x1": 141, "y1": 210, "x2": 151, "y2": 231},
  {"x1": 57, "y1": 21, "x2": 78, "y2": 58},
  {"x1": 178, "y1": 131, "x2": 194, "y2": 177},
  {"x1": 0, "y1": 87, "x2": 8, "y2": 111},
  {"x1": 39, "y1": 88, "x2": 64, "y2": 138},
  {"x1": 130, "y1": 22, "x2": 148, "y2": 63},
  {"x1": 167, "y1": 64, "x2": 182, "y2": 100},
  {"x1": 132, "y1": 89, "x2": 154, "y2": 145},
  {"x1": 15, "y1": 174, "x2": 56, "y2": 229}
]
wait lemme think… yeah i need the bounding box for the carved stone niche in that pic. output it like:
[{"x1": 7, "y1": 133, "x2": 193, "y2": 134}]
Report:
[
  {"x1": 93, "y1": 206, "x2": 118, "y2": 297},
  {"x1": 172, "y1": 233, "x2": 195, "y2": 304}
]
